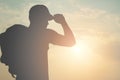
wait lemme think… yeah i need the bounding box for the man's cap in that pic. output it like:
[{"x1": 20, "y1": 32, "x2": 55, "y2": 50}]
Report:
[{"x1": 29, "y1": 5, "x2": 53, "y2": 20}]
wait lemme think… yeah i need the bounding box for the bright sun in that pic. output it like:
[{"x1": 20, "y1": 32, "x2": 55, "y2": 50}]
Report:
[
  {"x1": 72, "y1": 41, "x2": 90, "y2": 53},
  {"x1": 72, "y1": 40, "x2": 92, "y2": 53},
  {"x1": 69, "y1": 40, "x2": 94, "y2": 63}
]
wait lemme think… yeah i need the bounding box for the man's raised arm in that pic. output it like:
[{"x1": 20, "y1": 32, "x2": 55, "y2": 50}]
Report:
[{"x1": 50, "y1": 14, "x2": 76, "y2": 47}]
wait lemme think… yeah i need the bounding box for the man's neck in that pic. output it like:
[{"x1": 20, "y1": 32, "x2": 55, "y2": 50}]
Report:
[{"x1": 29, "y1": 24, "x2": 46, "y2": 32}]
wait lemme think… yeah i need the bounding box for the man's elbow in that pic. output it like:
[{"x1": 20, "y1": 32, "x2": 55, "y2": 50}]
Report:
[
  {"x1": 67, "y1": 40, "x2": 76, "y2": 47},
  {"x1": 71, "y1": 40, "x2": 76, "y2": 46}
]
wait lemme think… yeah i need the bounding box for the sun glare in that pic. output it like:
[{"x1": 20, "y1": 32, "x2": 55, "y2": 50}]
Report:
[
  {"x1": 72, "y1": 41, "x2": 90, "y2": 53},
  {"x1": 72, "y1": 40, "x2": 92, "y2": 54},
  {"x1": 69, "y1": 39, "x2": 94, "y2": 64}
]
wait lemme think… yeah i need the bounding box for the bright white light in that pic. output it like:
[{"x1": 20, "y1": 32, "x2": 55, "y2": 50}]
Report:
[
  {"x1": 70, "y1": 40, "x2": 94, "y2": 63},
  {"x1": 72, "y1": 40, "x2": 91, "y2": 54}
]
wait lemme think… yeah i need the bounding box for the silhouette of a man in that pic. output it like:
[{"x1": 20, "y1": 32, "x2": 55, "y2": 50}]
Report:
[{"x1": 0, "y1": 5, "x2": 75, "y2": 80}]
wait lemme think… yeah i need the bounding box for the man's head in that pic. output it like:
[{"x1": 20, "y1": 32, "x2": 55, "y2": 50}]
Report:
[{"x1": 29, "y1": 5, "x2": 53, "y2": 24}]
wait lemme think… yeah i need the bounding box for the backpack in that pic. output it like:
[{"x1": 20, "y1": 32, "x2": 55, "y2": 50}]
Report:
[{"x1": 0, "y1": 24, "x2": 27, "y2": 77}]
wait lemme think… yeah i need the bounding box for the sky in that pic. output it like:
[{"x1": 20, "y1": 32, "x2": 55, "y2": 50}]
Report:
[{"x1": 0, "y1": 0, "x2": 120, "y2": 80}]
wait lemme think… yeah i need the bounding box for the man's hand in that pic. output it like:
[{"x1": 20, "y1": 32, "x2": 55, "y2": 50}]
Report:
[{"x1": 53, "y1": 14, "x2": 66, "y2": 24}]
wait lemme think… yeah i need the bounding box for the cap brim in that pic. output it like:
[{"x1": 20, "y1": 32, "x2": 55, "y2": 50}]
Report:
[{"x1": 48, "y1": 15, "x2": 53, "y2": 21}]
